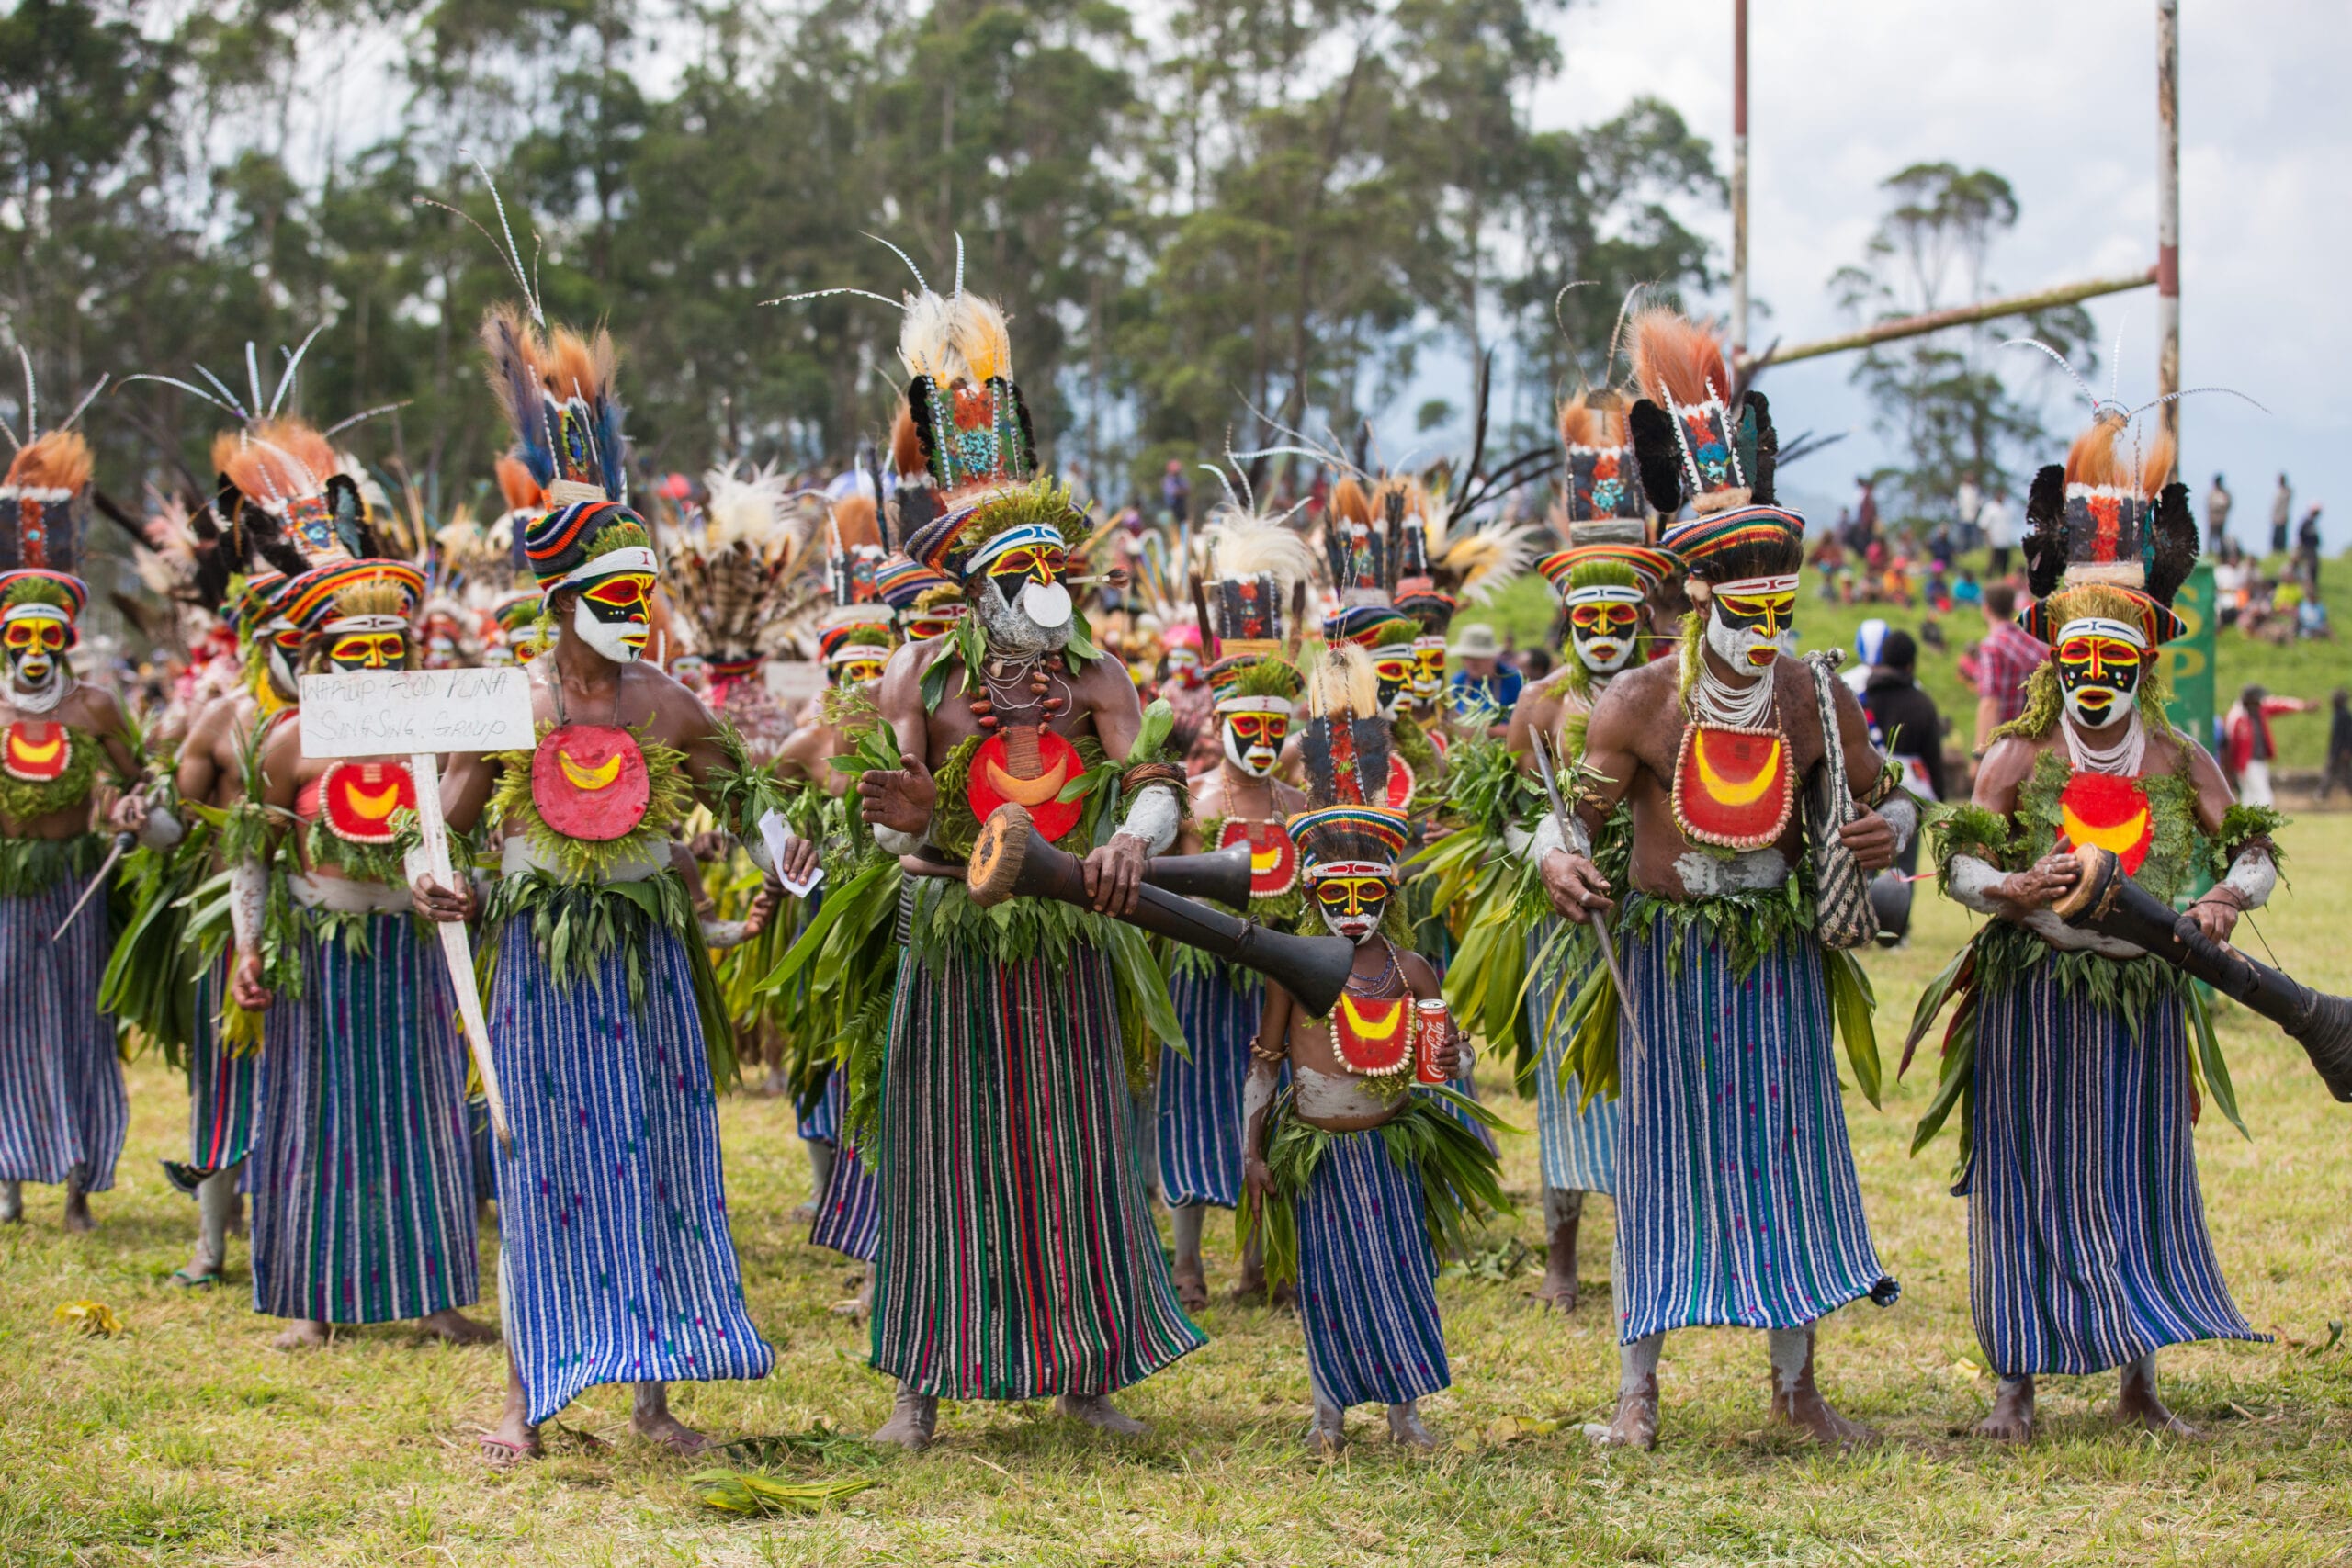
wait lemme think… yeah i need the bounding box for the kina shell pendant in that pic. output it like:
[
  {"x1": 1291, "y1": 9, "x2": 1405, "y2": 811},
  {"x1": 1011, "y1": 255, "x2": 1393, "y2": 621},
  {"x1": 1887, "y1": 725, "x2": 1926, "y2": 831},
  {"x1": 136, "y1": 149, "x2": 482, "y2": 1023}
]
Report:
[
  {"x1": 321, "y1": 761, "x2": 415, "y2": 844},
  {"x1": 532, "y1": 724, "x2": 650, "y2": 842},
  {"x1": 1670, "y1": 722, "x2": 1794, "y2": 851},
  {"x1": 1332, "y1": 994, "x2": 1413, "y2": 1077},
  {"x1": 2, "y1": 720, "x2": 69, "y2": 783},
  {"x1": 1217, "y1": 817, "x2": 1299, "y2": 898}
]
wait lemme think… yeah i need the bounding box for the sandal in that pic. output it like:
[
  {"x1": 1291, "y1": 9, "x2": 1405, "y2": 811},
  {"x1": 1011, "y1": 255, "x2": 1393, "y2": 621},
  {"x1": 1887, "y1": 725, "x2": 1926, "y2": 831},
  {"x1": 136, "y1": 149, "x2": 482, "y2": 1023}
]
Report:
[
  {"x1": 478, "y1": 1435, "x2": 538, "y2": 1470},
  {"x1": 167, "y1": 1268, "x2": 221, "y2": 1289}
]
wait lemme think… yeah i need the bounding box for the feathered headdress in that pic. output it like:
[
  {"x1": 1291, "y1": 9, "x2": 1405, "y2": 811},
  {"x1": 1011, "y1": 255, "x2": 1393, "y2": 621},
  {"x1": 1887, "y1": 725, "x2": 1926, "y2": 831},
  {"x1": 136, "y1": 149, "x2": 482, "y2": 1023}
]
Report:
[
  {"x1": 1626, "y1": 310, "x2": 1776, "y2": 520},
  {"x1": 1195, "y1": 478, "x2": 1317, "y2": 709},
  {"x1": 480, "y1": 304, "x2": 628, "y2": 509},
  {"x1": 666, "y1": 461, "x2": 816, "y2": 681},
  {"x1": 1555, "y1": 391, "x2": 1648, "y2": 543},
  {"x1": 2020, "y1": 412, "x2": 2193, "y2": 648},
  {"x1": 1289, "y1": 643, "x2": 1409, "y2": 875}
]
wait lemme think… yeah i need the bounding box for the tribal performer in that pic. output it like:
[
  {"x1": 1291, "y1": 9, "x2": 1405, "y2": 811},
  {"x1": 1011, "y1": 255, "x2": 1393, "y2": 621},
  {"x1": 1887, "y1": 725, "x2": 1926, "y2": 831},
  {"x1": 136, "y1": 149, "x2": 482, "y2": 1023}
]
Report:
[
  {"x1": 1536, "y1": 311, "x2": 1908, "y2": 1449},
  {"x1": 416, "y1": 300, "x2": 807, "y2": 1462},
  {"x1": 1502, "y1": 389, "x2": 1679, "y2": 1312},
  {"x1": 0, "y1": 412, "x2": 171, "y2": 1231},
  {"x1": 230, "y1": 549, "x2": 495, "y2": 1349},
  {"x1": 1159, "y1": 495, "x2": 1317, "y2": 1308},
  {"x1": 1915, "y1": 412, "x2": 2271, "y2": 1441},
  {"x1": 1238, "y1": 643, "x2": 1502, "y2": 1454},
  {"x1": 849, "y1": 277, "x2": 1203, "y2": 1449}
]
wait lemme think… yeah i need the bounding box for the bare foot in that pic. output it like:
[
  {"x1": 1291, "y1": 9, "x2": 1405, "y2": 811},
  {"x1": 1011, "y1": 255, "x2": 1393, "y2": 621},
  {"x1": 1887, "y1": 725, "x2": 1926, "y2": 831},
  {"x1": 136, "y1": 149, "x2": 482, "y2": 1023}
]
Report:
[
  {"x1": 1054, "y1": 1393, "x2": 1148, "y2": 1438},
  {"x1": 273, "y1": 1319, "x2": 331, "y2": 1351},
  {"x1": 1306, "y1": 1406, "x2": 1346, "y2": 1456},
  {"x1": 1973, "y1": 1375, "x2": 2036, "y2": 1442},
  {"x1": 871, "y1": 1382, "x2": 937, "y2": 1451},
  {"x1": 1769, "y1": 1382, "x2": 1878, "y2": 1449},
  {"x1": 1270, "y1": 1280, "x2": 1297, "y2": 1313},
  {"x1": 1230, "y1": 1269, "x2": 1268, "y2": 1305},
  {"x1": 0, "y1": 1180, "x2": 19, "y2": 1224},
  {"x1": 1387, "y1": 1401, "x2": 1440, "y2": 1449},
  {"x1": 418, "y1": 1308, "x2": 500, "y2": 1346},
  {"x1": 1534, "y1": 1197, "x2": 1582, "y2": 1312},
  {"x1": 1591, "y1": 1384, "x2": 1659, "y2": 1450},
  {"x1": 62, "y1": 1188, "x2": 96, "y2": 1233},
  {"x1": 1532, "y1": 1266, "x2": 1580, "y2": 1314},
  {"x1": 830, "y1": 1267, "x2": 873, "y2": 1320},
  {"x1": 1172, "y1": 1265, "x2": 1209, "y2": 1314},
  {"x1": 2118, "y1": 1359, "x2": 2202, "y2": 1438},
  {"x1": 788, "y1": 1201, "x2": 818, "y2": 1223},
  {"x1": 630, "y1": 1382, "x2": 718, "y2": 1456}
]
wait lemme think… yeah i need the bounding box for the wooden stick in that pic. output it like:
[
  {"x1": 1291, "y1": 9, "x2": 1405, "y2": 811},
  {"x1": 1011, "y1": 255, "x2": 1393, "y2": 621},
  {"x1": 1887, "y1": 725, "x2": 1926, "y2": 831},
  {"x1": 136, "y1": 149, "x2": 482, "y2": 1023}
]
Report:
[{"x1": 409, "y1": 752, "x2": 513, "y2": 1148}]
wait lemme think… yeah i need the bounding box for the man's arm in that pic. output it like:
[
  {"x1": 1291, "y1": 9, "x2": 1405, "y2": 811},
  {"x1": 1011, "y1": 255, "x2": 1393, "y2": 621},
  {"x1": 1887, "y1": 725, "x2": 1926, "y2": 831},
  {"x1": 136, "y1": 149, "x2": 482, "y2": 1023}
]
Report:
[
  {"x1": 855, "y1": 639, "x2": 943, "y2": 850},
  {"x1": 1532, "y1": 675, "x2": 1643, "y2": 922},
  {"x1": 1240, "y1": 983, "x2": 1294, "y2": 1201},
  {"x1": 175, "y1": 697, "x2": 229, "y2": 805},
  {"x1": 2182, "y1": 737, "x2": 2275, "y2": 946},
  {"x1": 1825, "y1": 674, "x2": 1901, "y2": 872},
  {"x1": 1078, "y1": 652, "x2": 1170, "y2": 915}
]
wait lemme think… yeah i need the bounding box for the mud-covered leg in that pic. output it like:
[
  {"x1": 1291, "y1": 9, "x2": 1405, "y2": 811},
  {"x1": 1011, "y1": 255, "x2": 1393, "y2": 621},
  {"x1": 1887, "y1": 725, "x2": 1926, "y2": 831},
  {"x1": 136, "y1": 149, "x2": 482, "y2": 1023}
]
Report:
[
  {"x1": 630, "y1": 1381, "x2": 717, "y2": 1455},
  {"x1": 1765, "y1": 1323, "x2": 1877, "y2": 1448},
  {"x1": 172, "y1": 1168, "x2": 239, "y2": 1286},
  {"x1": 2117, "y1": 1351, "x2": 2200, "y2": 1438},
  {"x1": 61, "y1": 1165, "x2": 95, "y2": 1233},
  {"x1": 1170, "y1": 1202, "x2": 1209, "y2": 1311},
  {"x1": 871, "y1": 1380, "x2": 938, "y2": 1450},
  {"x1": 1974, "y1": 1374, "x2": 2037, "y2": 1442},
  {"x1": 1306, "y1": 1356, "x2": 1347, "y2": 1456},
  {"x1": 1533, "y1": 1187, "x2": 1584, "y2": 1311},
  {"x1": 1591, "y1": 1331, "x2": 1661, "y2": 1449},
  {"x1": 0, "y1": 1179, "x2": 19, "y2": 1224}
]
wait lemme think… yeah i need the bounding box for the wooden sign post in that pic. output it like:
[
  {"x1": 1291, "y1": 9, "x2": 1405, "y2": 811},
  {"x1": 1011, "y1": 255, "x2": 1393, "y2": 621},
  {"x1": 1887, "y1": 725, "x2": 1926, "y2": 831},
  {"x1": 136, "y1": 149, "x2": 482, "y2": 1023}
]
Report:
[{"x1": 300, "y1": 668, "x2": 536, "y2": 1147}]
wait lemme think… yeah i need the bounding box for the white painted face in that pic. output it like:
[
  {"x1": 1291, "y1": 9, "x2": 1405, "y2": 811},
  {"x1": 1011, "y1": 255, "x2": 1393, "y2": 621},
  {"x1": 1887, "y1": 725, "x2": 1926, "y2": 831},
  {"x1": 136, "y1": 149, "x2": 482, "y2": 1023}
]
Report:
[
  {"x1": 1311, "y1": 872, "x2": 1394, "y2": 944},
  {"x1": 1218, "y1": 705, "x2": 1288, "y2": 777},
  {"x1": 1567, "y1": 597, "x2": 1643, "y2": 675},
  {"x1": 1704, "y1": 605, "x2": 1794, "y2": 678},
  {"x1": 976, "y1": 573, "x2": 1070, "y2": 659}
]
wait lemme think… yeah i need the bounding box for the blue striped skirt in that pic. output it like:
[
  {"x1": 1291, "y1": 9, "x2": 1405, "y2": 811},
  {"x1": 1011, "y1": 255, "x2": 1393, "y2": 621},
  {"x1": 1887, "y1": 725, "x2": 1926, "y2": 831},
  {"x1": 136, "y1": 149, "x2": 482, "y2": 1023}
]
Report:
[
  {"x1": 489, "y1": 915, "x2": 773, "y2": 1425},
  {"x1": 0, "y1": 866, "x2": 126, "y2": 1190},
  {"x1": 1295, "y1": 1126, "x2": 1450, "y2": 1410},
  {"x1": 1965, "y1": 968, "x2": 2263, "y2": 1377},
  {"x1": 249, "y1": 915, "x2": 479, "y2": 1323},
  {"x1": 1156, "y1": 964, "x2": 1261, "y2": 1208},
  {"x1": 1612, "y1": 911, "x2": 1893, "y2": 1343},
  {"x1": 808, "y1": 1068, "x2": 878, "y2": 1262},
  {"x1": 1528, "y1": 919, "x2": 1616, "y2": 1194},
  {"x1": 871, "y1": 940, "x2": 1204, "y2": 1400},
  {"x1": 185, "y1": 953, "x2": 262, "y2": 1183}
]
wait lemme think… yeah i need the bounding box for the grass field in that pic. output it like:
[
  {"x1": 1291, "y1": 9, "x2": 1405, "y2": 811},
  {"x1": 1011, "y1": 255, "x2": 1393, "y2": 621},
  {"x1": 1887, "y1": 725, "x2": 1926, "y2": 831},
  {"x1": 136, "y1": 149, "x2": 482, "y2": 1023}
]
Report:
[{"x1": 6, "y1": 842, "x2": 2352, "y2": 1564}]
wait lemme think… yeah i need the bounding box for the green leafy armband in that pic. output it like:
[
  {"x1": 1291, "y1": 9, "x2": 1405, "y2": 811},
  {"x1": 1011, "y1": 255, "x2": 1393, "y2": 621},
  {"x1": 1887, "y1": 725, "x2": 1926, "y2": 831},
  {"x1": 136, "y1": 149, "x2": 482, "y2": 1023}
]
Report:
[{"x1": 1932, "y1": 803, "x2": 2016, "y2": 886}]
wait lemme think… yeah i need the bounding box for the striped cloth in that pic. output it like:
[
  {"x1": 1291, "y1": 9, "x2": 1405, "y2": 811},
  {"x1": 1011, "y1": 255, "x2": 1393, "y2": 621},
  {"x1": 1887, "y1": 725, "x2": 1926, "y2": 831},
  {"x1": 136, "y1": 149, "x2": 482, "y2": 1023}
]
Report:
[
  {"x1": 248, "y1": 915, "x2": 479, "y2": 1323},
  {"x1": 0, "y1": 861, "x2": 126, "y2": 1190},
  {"x1": 871, "y1": 940, "x2": 1205, "y2": 1399},
  {"x1": 489, "y1": 915, "x2": 772, "y2": 1426},
  {"x1": 1612, "y1": 909, "x2": 1894, "y2": 1344},
  {"x1": 1294, "y1": 1125, "x2": 1450, "y2": 1410},
  {"x1": 792, "y1": 886, "x2": 834, "y2": 1145},
  {"x1": 1964, "y1": 969, "x2": 2264, "y2": 1377},
  {"x1": 1527, "y1": 919, "x2": 1616, "y2": 1194},
  {"x1": 184, "y1": 953, "x2": 262, "y2": 1183},
  {"x1": 808, "y1": 1067, "x2": 878, "y2": 1262},
  {"x1": 1156, "y1": 963, "x2": 1261, "y2": 1208}
]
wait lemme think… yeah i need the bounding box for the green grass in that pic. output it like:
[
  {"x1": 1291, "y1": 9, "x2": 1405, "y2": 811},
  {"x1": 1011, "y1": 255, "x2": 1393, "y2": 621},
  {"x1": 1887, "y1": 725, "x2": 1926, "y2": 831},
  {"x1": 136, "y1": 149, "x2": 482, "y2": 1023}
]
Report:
[
  {"x1": 6, "y1": 829, "x2": 2352, "y2": 1564},
  {"x1": 1472, "y1": 550, "x2": 2352, "y2": 771}
]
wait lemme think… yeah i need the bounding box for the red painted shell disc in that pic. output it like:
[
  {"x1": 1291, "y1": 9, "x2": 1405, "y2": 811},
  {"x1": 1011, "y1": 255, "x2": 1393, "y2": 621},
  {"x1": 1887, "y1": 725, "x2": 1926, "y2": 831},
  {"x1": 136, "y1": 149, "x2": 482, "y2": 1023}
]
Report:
[
  {"x1": 1672, "y1": 723, "x2": 1793, "y2": 849},
  {"x1": 2, "y1": 721, "x2": 68, "y2": 783},
  {"x1": 1333, "y1": 995, "x2": 1412, "y2": 1076},
  {"x1": 1218, "y1": 817, "x2": 1299, "y2": 898},
  {"x1": 2058, "y1": 770, "x2": 2153, "y2": 874},
  {"x1": 1385, "y1": 754, "x2": 1416, "y2": 811},
  {"x1": 965, "y1": 727, "x2": 1086, "y2": 844},
  {"x1": 321, "y1": 761, "x2": 415, "y2": 844},
  {"x1": 532, "y1": 724, "x2": 650, "y2": 842}
]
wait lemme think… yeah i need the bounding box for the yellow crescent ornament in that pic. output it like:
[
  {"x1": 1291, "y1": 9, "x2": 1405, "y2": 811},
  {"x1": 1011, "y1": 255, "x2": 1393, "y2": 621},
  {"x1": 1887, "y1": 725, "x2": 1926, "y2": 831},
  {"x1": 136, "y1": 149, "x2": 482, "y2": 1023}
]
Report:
[
  {"x1": 1692, "y1": 730, "x2": 1783, "y2": 807},
  {"x1": 9, "y1": 733, "x2": 62, "y2": 765},
  {"x1": 344, "y1": 781, "x2": 401, "y2": 821},
  {"x1": 2062, "y1": 803, "x2": 2152, "y2": 859},
  {"x1": 558, "y1": 750, "x2": 625, "y2": 790},
  {"x1": 981, "y1": 752, "x2": 1071, "y2": 807}
]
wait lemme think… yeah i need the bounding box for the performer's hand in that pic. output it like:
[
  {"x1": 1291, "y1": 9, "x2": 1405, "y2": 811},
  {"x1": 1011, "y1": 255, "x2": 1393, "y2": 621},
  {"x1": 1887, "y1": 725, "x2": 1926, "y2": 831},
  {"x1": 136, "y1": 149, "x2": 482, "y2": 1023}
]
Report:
[
  {"x1": 1433, "y1": 1023, "x2": 1465, "y2": 1081},
  {"x1": 1243, "y1": 1154, "x2": 1276, "y2": 1202},
  {"x1": 230, "y1": 947, "x2": 273, "y2": 1012},
  {"x1": 1540, "y1": 849, "x2": 1614, "y2": 925},
  {"x1": 2187, "y1": 892, "x2": 2243, "y2": 947},
  {"x1": 744, "y1": 883, "x2": 778, "y2": 940},
  {"x1": 1083, "y1": 832, "x2": 1148, "y2": 916},
  {"x1": 686, "y1": 829, "x2": 729, "y2": 861},
  {"x1": 1838, "y1": 809, "x2": 1897, "y2": 873},
  {"x1": 778, "y1": 833, "x2": 821, "y2": 886},
  {"x1": 857, "y1": 753, "x2": 935, "y2": 835},
  {"x1": 411, "y1": 874, "x2": 477, "y2": 924},
  {"x1": 107, "y1": 790, "x2": 148, "y2": 832},
  {"x1": 1996, "y1": 852, "x2": 2078, "y2": 910}
]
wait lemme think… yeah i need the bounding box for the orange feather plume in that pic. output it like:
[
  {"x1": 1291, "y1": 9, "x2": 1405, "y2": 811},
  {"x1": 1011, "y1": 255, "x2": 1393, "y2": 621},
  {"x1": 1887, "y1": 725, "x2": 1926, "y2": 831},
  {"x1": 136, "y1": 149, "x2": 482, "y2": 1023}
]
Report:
[
  {"x1": 830, "y1": 493, "x2": 881, "y2": 550},
  {"x1": 1329, "y1": 476, "x2": 1373, "y2": 526},
  {"x1": 494, "y1": 454, "x2": 541, "y2": 513},
  {"x1": 213, "y1": 418, "x2": 338, "y2": 502},
  {"x1": 890, "y1": 404, "x2": 926, "y2": 479},
  {"x1": 1631, "y1": 310, "x2": 1733, "y2": 410},
  {"x1": 4, "y1": 431, "x2": 94, "y2": 492},
  {"x1": 2064, "y1": 412, "x2": 2175, "y2": 496},
  {"x1": 1556, "y1": 394, "x2": 1628, "y2": 451}
]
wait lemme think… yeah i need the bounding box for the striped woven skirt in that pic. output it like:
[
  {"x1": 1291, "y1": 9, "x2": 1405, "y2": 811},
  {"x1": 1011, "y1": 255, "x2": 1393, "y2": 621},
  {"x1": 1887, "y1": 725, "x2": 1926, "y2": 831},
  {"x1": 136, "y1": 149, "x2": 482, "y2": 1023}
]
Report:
[
  {"x1": 1295, "y1": 1126, "x2": 1450, "y2": 1410},
  {"x1": 808, "y1": 1067, "x2": 878, "y2": 1262},
  {"x1": 1612, "y1": 912, "x2": 1893, "y2": 1344},
  {"x1": 1964, "y1": 969, "x2": 2262, "y2": 1377},
  {"x1": 0, "y1": 866, "x2": 126, "y2": 1190},
  {"x1": 871, "y1": 941, "x2": 1205, "y2": 1399},
  {"x1": 1527, "y1": 919, "x2": 1616, "y2": 1194},
  {"x1": 185, "y1": 953, "x2": 262, "y2": 1182},
  {"x1": 489, "y1": 916, "x2": 773, "y2": 1426},
  {"x1": 248, "y1": 915, "x2": 479, "y2": 1323},
  {"x1": 1156, "y1": 963, "x2": 1261, "y2": 1209}
]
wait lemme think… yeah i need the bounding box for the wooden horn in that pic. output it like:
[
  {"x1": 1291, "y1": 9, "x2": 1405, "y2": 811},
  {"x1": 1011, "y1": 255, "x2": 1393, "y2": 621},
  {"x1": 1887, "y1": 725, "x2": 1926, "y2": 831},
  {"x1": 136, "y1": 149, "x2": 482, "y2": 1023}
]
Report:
[{"x1": 967, "y1": 804, "x2": 1355, "y2": 1017}]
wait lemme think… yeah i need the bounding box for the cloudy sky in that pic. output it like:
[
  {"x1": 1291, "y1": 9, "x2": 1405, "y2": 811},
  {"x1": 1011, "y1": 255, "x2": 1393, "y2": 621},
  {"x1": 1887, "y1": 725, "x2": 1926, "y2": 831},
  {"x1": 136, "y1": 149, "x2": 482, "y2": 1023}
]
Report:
[{"x1": 1508, "y1": 0, "x2": 2346, "y2": 545}]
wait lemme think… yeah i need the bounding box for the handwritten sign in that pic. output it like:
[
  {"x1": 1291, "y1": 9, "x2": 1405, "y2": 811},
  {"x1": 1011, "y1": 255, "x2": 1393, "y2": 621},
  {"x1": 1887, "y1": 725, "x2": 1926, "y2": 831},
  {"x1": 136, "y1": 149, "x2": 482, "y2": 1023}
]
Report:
[{"x1": 299, "y1": 669, "x2": 537, "y2": 760}]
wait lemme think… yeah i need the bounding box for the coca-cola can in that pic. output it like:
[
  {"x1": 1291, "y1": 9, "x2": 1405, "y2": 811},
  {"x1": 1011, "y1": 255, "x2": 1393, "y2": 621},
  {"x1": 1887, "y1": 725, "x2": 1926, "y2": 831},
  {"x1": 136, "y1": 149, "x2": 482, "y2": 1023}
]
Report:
[{"x1": 1414, "y1": 999, "x2": 1452, "y2": 1085}]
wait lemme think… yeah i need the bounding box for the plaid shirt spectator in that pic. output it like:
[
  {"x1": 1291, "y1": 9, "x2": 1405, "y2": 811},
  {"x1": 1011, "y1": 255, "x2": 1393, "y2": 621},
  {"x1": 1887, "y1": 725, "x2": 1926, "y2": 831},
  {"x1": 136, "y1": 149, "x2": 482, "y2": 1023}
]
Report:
[{"x1": 1976, "y1": 620, "x2": 2046, "y2": 726}]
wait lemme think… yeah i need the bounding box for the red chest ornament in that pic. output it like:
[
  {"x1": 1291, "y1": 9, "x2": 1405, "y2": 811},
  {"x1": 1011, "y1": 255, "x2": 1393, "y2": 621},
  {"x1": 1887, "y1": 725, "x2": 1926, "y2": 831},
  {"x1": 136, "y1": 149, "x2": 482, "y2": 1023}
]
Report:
[
  {"x1": 965, "y1": 724, "x2": 1085, "y2": 844},
  {"x1": 2, "y1": 721, "x2": 69, "y2": 783},
  {"x1": 1384, "y1": 752, "x2": 1417, "y2": 811},
  {"x1": 532, "y1": 724, "x2": 650, "y2": 842},
  {"x1": 1217, "y1": 818, "x2": 1299, "y2": 898},
  {"x1": 319, "y1": 761, "x2": 415, "y2": 844},
  {"x1": 2057, "y1": 770, "x2": 2153, "y2": 874},
  {"x1": 1332, "y1": 994, "x2": 1414, "y2": 1077},
  {"x1": 1671, "y1": 723, "x2": 1794, "y2": 850}
]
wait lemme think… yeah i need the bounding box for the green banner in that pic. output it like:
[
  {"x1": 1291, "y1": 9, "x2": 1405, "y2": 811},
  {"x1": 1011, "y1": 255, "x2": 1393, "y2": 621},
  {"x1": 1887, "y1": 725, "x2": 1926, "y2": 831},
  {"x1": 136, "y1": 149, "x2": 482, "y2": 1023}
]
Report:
[{"x1": 2163, "y1": 558, "x2": 2217, "y2": 751}]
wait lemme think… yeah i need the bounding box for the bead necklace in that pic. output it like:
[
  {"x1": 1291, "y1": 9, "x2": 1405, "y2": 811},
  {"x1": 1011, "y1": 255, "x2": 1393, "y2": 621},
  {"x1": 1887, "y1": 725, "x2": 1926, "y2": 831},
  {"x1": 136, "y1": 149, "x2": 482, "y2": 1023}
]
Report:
[
  {"x1": 1343, "y1": 935, "x2": 1400, "y2": 998},
  {"x1": 1687, "y1": 657, "x2": 1776, "y2": 729},
  {"x1": 2063, "y1": 707, "x2": 2146, "y2": 777}
]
